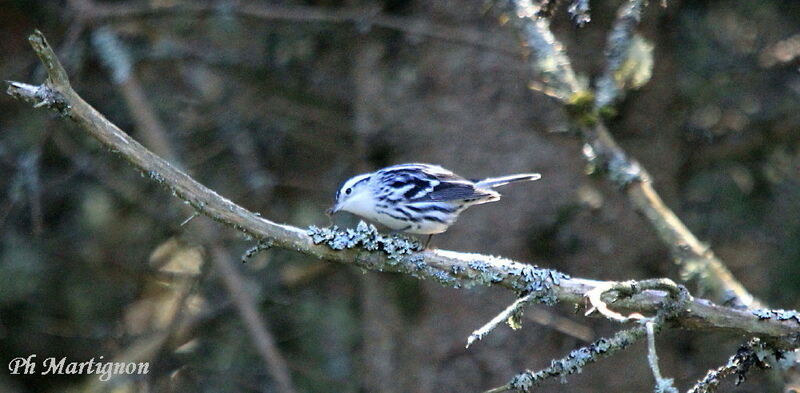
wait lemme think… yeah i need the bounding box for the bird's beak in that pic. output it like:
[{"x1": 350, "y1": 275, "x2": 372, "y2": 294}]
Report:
[{"x1": 326, "y1": 205, "x2": 339, "y2": 217}]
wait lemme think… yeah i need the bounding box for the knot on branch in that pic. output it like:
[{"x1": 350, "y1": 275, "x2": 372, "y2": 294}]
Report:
[
  {"x1": 6, "y1": 81, "x2": 71, "y2": 116},
  {"x1": 585, "y1": 278, "x2": 691, "y2": 322}
]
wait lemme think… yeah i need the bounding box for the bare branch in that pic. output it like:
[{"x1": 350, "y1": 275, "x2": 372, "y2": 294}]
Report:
[
  {"x1": 646, "y1": 321, "x2": 679, "y2": 393},
  {"x1": 90, "y1": 27, "x2": 180, "y2": 164},
  {"x1": 6, "y1": 30, "x2": 800, "y2": 352},
  {"x1": 466, "y1": 291, "x2": 538, "y2": 348},
  {"x1": 28, "y1": 30, "x2": 71, "y2": 88}
]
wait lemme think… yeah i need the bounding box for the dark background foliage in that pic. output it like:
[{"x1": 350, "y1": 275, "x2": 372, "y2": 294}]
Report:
[{"x1": 1, "y1": 0, "x2": 799, "y2": 392}]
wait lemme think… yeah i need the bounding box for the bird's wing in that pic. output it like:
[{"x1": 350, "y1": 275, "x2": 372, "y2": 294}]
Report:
[
  {"x1": 410, "y1": 180, "x2": 494, "y2": 203},
  {"x1": 377, "y1": 163, "x2": 495, "y2": 202}
]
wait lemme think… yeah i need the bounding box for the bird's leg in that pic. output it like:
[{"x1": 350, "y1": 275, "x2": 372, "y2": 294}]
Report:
[
  {"x1": 424, "y1": 234, "x2": 433, "y2": 249},
  {"x1": 387, "y1": 226, "x2": 416, "y2": 243}
]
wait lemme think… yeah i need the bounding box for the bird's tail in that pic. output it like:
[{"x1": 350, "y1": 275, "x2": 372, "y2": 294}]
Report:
[{"x1": 476, "y1": 173, "x2": 541, "y2": 189}]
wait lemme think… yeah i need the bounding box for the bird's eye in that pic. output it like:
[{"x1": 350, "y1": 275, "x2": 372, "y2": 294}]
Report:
[{"x1": 345, "y1": 188, "x2": 352, "y2": 195}]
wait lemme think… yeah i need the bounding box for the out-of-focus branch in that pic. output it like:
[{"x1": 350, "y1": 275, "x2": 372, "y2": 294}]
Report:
[
  {"x1": 7, "y1": 31, "x2": 799, "y2": 349},
  {"x1": 500, "y1": 0, "x2": 761, "y2": 309},
  {"x1": 524, "y1": 307, "x2": 595, "y2": 342},
  {"x1": 594, "y1": 0, "x2": 646, "y2": 109},
  {"x1": 72, "y1": 0, "x2": 517, "y2": 56},
  {"x1": 86, "y1": 27, "x2": 297, "y2": 393},
  {"x1": 504, "y1": 1, "x2": 583, "y2": 100},
  {"x1": 91, "y1": 27, "x2": 180, "y2": 164},
  {"x1": 207, "y1": 244, "x2": 297, "y2": 393}
]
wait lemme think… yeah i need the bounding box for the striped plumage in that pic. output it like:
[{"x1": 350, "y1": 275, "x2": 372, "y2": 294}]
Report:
[{"x1": 329, "y1": 163, "x2": 541, "y2": 235}]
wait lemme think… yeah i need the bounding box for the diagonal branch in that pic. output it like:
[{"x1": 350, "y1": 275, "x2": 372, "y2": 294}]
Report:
[
  {"x1": 499, "y1": 0, "x2": 761, "y2": 309},
  {"x1": 485, "y1": 324, "x2": 649, "y2": 393},
  {"x1": 5, "y1": 31, "x2": 799, "y2": 350},
  {"x1": 466, "y1": 291, "x2": 539, "y2": 348},
  {"x1": 687, "y1": 338, "x2": 772, "y2": 393}
]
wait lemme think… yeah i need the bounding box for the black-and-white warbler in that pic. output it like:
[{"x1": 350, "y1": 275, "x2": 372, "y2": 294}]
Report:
[{"x1": 328, "y1": 163, "x2": 541, "y2": 241}]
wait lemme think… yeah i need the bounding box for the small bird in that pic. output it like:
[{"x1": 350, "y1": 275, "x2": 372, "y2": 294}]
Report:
[{"x1": 328, "y1": 163, "x2": 541, "y2": 246}]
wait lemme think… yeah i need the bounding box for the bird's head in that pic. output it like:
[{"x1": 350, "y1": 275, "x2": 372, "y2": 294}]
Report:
[{"x1": 327, "y1": 173, "x2": 373, "y2": 216}]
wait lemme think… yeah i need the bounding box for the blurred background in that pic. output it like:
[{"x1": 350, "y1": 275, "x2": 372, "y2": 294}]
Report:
[{"x1": 1, "y1": 0, "x2": 799, "y2": 392}]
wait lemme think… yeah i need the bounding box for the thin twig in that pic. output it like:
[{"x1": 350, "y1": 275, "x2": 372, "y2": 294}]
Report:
[
  {"x1": 484, "y1": 324, "x2": 649, "y2": 392},
  {"x1": 686, "y1": 338, "x2": 771, "y2": 393},
  {"x1": 6, "y1": 31, "x2": 800, "y2": 349},
  {"x1": 467, "y1": 291, "x2": 538, "y2": 348},
  {"x1": 646, "y1": 321, "x2": 678, "y2": 393},
  {"x1": 488, "y1": 278, "x2": 690, "y2": 393}
]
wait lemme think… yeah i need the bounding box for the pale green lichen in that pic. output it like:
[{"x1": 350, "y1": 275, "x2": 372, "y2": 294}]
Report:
[
  {"x1": 307, "y1": 221, "x2": 421, "y2": 261},
  {"x1": 687, "y1": 338, "x2": 772, "y2": 393},
  {"x1": 307, "y1": 222, "x2": 463, "y2": 288},
  {"x1": 568, "y1": 0, "x2": 591, "y2": 27},
  {"x1": 582, "y1": 142, "x2": 644, "y2": 188},
  {"x1": 508, "y1": 264, "x2": 568, "y2": 305},
  {"x1": 751, "y1": 308, "x2": 800, "y2": 324},
  {"x1": 307, "y1": 222, "x2": 569, "y2": 296},
  {"x1": 241, "y1": 238, "x2": 274, "y2": 263},
  {"x1": 655, "y1": 378, "x2": 679, "y2": 393},
  {"x1": 508, "y1": 326, "x2": 646, "y2": 392}
]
